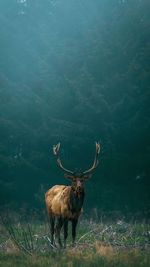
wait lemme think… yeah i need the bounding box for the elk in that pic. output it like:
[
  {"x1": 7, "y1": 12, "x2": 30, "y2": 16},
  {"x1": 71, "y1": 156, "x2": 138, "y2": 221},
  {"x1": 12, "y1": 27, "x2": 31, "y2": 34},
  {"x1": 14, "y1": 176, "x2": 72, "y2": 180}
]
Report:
[{"x1": 45, "y1": 142, "x2": 100, "y2": 248}]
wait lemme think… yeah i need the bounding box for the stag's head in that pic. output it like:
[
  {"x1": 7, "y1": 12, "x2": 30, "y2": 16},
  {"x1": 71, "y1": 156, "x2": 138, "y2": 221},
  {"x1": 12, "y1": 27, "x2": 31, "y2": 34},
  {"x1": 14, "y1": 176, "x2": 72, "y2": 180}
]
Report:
[{"x1": 53, "y1": 142, "x2": 100, "y2": 193}]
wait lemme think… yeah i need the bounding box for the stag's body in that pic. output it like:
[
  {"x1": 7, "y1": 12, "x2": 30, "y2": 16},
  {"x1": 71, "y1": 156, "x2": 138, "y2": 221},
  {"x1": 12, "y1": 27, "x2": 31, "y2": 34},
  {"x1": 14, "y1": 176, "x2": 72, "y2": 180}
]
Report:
[
  {"x1": 45, "y1": 142, "x2": 100, "y2": 248},
  {"x1": 45, "y1": 185, "x2": 84, "y2": 219}
]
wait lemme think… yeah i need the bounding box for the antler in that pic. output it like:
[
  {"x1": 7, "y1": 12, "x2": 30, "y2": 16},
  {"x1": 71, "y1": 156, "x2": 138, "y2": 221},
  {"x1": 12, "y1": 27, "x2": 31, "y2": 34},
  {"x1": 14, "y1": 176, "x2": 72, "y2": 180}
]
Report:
[
  {"x1": 53, "y1": 143, "x2": 74, "y2": 175},
  {"x1": 83, "y1": 142, "x2": 100, "y2": 175}
]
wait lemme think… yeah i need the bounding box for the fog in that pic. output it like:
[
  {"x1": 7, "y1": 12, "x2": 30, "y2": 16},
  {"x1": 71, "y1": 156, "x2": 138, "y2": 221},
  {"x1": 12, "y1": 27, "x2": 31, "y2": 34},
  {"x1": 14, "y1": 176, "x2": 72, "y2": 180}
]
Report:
[{"x1": 0, "y1": 0, "x2": 149, "y2": 216}]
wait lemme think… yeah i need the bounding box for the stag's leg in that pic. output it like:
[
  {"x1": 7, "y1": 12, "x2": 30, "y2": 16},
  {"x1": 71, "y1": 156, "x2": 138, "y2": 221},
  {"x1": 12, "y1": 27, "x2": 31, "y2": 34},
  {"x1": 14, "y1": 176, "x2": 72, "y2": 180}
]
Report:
[
  {"x1": 72, "y1": 219, "x2": 78, "y2": 246},
  {"x1": 64, "y1": 219, "x2": 68, "y2": 248},
  {"x1": 48, "y1": 215, "x2": 55, "y2": 245},
  {"x1": 55, "y1": 217, "x2": 63, "y2": 248}
]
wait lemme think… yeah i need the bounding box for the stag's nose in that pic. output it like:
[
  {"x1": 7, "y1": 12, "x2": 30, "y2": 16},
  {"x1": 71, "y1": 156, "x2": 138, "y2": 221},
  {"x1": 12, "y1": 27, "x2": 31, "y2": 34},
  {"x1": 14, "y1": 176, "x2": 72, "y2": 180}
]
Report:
[
  {"x1": 76, "y1": 180, "x2": 83, "y2": 191},
  {"x1": 77, "y1": 180, "x2": 81, "y2": 186}
]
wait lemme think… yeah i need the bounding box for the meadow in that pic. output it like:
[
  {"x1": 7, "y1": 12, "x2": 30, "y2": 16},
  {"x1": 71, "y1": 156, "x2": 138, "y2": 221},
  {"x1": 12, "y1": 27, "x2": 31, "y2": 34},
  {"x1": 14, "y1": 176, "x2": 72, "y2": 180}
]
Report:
[{"x1": 0, "y1": 212, "x2": 150, "y2": 267}]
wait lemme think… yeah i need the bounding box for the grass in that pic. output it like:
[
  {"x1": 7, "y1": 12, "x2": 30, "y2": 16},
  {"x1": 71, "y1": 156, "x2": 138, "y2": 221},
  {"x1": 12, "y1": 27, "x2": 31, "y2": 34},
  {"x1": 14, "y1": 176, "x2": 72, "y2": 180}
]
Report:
[
  {"x1": 0, "y1": 245, "x2": 150, "y2": 267},
  {"x1": 0, "y1": 215, "x2": 150, "y2": 267}
]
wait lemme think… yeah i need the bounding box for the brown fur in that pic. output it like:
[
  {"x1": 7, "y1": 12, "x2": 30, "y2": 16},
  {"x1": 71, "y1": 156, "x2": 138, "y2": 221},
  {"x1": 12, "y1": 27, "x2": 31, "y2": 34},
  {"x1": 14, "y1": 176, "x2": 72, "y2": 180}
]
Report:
[
  {"x1": 45, "y1": 185, "x2": 81, "y2": 220},
  {"x1": 45, "y1": 142, "x2": 100, "y2": 247},
  {"x1": 45, "y1": 183, "x2": 84, "y2": 247}
]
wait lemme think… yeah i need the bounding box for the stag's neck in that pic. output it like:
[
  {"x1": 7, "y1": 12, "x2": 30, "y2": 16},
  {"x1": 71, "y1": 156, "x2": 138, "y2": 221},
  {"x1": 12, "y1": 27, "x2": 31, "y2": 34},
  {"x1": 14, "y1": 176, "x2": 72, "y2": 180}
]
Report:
[{"x1": 69, "y1": 187, "x2": 85, "y2": 213}]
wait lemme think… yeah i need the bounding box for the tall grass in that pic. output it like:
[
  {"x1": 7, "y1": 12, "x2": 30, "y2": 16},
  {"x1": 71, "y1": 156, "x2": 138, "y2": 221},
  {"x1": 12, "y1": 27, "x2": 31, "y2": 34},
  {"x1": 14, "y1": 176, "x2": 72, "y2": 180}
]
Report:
[{"x1": 0, "y1": 213, "x2": 150, "y2": 267}]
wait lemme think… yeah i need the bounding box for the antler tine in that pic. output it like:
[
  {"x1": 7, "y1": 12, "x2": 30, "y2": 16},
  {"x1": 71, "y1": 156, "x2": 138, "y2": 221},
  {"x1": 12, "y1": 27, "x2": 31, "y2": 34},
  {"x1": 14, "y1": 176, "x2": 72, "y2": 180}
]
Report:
[
  {"x1": 83, "y1": 142, "x2": 100, "y2": 175},
  {"x1": 53, "y1": 143, "x2": 74, "y2": 175},
  {"x1": 53, "y1": 143, "x2": 61, "y2": 156}
]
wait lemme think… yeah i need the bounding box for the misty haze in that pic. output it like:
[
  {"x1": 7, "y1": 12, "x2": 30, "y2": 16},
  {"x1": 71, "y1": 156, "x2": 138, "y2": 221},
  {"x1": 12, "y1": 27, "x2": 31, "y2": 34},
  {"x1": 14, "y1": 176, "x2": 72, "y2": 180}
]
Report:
[{"x1": 0, "y1": 0, "x2": 150, "y2": 266}]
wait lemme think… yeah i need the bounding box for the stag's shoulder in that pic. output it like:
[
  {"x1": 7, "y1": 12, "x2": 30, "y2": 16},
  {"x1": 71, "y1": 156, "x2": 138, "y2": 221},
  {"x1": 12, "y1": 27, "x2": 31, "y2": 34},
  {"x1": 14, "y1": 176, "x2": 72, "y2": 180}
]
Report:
[
  {"x1": 45, "y1": 185, "x2": 71, "y2": 198},
  {"x1": 45, "y1": 185, "x2": 71, "y2": 216}
]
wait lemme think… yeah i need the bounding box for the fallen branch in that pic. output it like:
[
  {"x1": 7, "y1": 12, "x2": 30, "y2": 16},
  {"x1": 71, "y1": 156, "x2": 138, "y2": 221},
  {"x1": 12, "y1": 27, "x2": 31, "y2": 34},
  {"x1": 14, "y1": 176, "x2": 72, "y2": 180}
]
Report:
[{"x1": 77, "y1": 226, "x2": 111, "y2": 244}]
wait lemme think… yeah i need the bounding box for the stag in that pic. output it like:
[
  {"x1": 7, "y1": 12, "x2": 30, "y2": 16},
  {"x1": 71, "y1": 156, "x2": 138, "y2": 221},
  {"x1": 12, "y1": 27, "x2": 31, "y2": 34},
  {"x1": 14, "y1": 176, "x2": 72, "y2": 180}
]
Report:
[{"x1": 45, "y1": 142, "x2": 100, "y2": 248}]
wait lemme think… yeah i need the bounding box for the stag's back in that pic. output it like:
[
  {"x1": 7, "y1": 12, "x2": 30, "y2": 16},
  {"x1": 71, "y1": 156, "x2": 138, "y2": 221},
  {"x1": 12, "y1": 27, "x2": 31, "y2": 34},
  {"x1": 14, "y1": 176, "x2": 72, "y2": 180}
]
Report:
[{"x1": 45, "y1": 185, "x2": 72, "y2": 217}]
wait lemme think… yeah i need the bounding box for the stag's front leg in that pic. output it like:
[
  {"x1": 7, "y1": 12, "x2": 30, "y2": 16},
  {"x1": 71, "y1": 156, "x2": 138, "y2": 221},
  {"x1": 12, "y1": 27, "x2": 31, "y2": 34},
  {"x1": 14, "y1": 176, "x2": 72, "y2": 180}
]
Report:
[
  {"x1": 55, "y1": 217, "x2": 63, "y2": 248},
  {"x1": 72, "y1": 219, "x2": 78, "y2": 246}
]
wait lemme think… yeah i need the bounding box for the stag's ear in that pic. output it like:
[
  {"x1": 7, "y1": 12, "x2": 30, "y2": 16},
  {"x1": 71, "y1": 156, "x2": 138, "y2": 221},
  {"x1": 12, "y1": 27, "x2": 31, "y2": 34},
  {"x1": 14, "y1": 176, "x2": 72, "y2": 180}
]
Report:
[
  {"x1": 83, "y1": 174, "x2": 92, "y2": 180},
  {"x1": 64, "y1": 173, "x2": 75, "y2": 180}
]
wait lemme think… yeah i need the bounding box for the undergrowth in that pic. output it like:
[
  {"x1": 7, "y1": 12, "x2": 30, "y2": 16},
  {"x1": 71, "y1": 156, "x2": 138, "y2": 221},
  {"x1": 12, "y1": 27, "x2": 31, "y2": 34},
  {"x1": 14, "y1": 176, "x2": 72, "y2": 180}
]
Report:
[{"x1": 0, "y1": 214, "x2": 150, "y2": 267}]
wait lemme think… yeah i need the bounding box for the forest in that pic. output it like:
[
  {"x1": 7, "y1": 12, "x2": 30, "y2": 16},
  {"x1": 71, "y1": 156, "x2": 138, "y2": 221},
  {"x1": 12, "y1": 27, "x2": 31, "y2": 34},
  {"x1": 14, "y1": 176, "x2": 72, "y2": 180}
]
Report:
[
  {"x1": 0, "y1": 0, "x2": 150, "y2": 217},
  {"x1": 0, "y1": 1, "x2": 150, "y2": 266}
]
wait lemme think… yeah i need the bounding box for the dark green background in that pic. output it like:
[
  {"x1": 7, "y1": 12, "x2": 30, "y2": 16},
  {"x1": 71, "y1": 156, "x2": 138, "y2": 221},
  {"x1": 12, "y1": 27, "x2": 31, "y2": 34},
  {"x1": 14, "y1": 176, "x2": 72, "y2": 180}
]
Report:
[{"x1": 0, "y1": 0, "x2": 149, "y2": 216}]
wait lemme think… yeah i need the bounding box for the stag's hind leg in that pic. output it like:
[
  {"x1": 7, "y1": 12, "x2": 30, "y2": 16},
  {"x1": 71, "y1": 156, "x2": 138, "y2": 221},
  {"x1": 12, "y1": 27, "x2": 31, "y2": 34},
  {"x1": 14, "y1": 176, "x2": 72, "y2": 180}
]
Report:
[
  {"x1": 55, "y1": 216, "x2": 63, "y2": 248},
  {"x1": 49, "y1": 215, "x2": 55, "y2": 245},
  {"x1": 64, "y1": 219, "x2": 68, "y2": 248}
]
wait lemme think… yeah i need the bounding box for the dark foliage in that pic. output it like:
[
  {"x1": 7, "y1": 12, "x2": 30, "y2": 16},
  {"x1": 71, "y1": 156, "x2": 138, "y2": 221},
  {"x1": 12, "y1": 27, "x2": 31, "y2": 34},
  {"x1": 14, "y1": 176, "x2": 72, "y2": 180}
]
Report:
[{"x1": 0, "y1": 0, "x2": 150, "y2": 215}]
